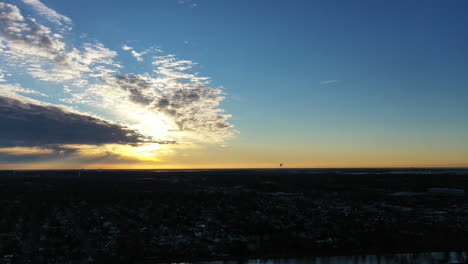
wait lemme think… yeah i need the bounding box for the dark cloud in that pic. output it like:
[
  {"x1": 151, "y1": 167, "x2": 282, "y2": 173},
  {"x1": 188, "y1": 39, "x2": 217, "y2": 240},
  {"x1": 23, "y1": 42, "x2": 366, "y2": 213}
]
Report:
[
  {"x1": 114, "y1": 74, "x2": 153, "y2": 105},
  {"x1": 0, "y1": 146, "x2": 146, "y2": 164},
  {"x1": 0, "y1": 146, "x2": 77, "y2": 163},
  {"x1": 0, "y1": 96, "x2": 158, "y2": 147},
  {"x1": 153, "y1": 87, "x2": 231, "y2": 132}
]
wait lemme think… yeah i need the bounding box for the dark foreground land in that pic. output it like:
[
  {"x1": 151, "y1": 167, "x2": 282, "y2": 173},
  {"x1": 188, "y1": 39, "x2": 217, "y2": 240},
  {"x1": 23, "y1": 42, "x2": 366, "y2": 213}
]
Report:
[{"x1": 1, "y1": 168, "x2": 468, "y2": 263}]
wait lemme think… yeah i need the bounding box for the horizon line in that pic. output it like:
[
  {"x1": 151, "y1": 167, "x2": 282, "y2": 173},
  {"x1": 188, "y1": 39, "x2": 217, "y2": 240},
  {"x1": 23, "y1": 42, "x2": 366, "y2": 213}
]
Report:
[{"x1": 1, "y1": 166, "x2": 468, "y2": 171}]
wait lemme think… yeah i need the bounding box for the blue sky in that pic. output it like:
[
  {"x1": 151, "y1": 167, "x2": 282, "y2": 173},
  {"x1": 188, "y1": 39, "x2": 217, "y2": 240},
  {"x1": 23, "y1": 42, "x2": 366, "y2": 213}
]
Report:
[
  {"x1": 63, "y1": 0, "x2": 468, "y2": 133},
  {"x1": 0, "y1": 0, "x2": 467, "y2": 168}
]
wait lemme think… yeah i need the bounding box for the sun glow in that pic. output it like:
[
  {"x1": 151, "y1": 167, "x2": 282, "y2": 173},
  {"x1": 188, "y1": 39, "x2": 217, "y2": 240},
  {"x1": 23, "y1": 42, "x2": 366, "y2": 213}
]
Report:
[
  {"x1": 112, "y1": 101, "x2": 177, "y2": 141},
  {"x1": 58, "y1": 143, "x2": 169, "y2": 162},
  {"x1": 0, "y1": 147, "x2": 55, "y2": 155},
  {"x1": 116, "y1": 143, "x2": 163, "y2": 161}
]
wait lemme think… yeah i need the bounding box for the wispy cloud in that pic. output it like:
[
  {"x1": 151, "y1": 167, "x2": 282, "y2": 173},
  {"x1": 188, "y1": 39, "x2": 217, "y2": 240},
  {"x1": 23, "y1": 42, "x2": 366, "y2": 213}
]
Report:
[
  {"x1": 320, "y1": 80, "x2": 338, "y2": 85},
  {"x1": 177, "y1": 0, "x2": 198, "y2": 8},
  {"x1": 121, "y1": 44, "x2": 133, "y2": 51},
  {"x1": 131, "y1": 50, "x2": 144, "y2": 62},
  {"x1": 121, "y1": 45, "x2": 162, "y2": 62},
  {"x1": 0, "y1": 69, "x2": 6, "y2": 82},
  {"x1": 0, "y1": 83, "x2": 49, "y2": 97},
  {"x1": 22, "y1": 0, "x2": 72, "y2": 26}
]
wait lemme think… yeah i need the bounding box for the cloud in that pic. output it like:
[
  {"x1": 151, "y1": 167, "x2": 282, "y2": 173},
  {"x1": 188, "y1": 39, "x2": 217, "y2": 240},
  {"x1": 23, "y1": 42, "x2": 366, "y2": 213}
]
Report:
[
  {"x1": 131, "y1": 50, "x2": 144, "y2": 61},
  {"x1": 0, "y1": 95, "x2": 160, "y2": 147},
  {"x1": 177, "y1": 0, "x2": 198, "y2": 8},
  {"x1": 151, "y1": 85, "x2": 232, "y2": 134},
  {"x1": 0, "y1": 2, "x2": 234, "y2": 165},
  {"x1": 320, "y1": 80, "x2": 338, "y2": 85},
  {"x1": 0, "y1": 2, "x2": 67, "y2": 59},
  {"x1": 114, "y1": 74, "x2": 154, "y2": 105},
  {"x1": 0, "y1": 69, "x2": 6, "y2": 82},
  {"x1": 121, "y1": 46, "x2": 162, "y2": 62},
  {"x1": 0, "y1": 3, "x2": 119, "y2": 83},
  {"x1": 110, "y1": 54, "x2": 233, "y2": 140},
  {"x1": 67, "y1": 51, "x2": 234, "y2": 143},
  {"x1": 121, "y1": 44, "x2": 133, "y2": 51},
  {"x1": 0, "y1": 83, "x2": 49, "y2": 97},
  {"x1": 0, "y1": 145, "x2": 77, "y2": 163},
  {"x1": 22, "y1": 0, "x2": 72, "y2": 26}
]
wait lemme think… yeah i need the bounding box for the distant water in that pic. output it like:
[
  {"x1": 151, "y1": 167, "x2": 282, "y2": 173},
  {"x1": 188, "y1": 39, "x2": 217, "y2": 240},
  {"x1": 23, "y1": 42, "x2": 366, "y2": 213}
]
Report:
[{"x1": 198, "y1": 252, "x2": 468, "y2": 264}]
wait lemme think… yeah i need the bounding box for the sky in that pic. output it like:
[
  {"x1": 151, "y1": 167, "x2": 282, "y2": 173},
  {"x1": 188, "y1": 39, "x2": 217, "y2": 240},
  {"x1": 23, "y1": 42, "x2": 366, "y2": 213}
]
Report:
[{"x1": 0, "y1": 0, "x2": 467, "y2": 169}]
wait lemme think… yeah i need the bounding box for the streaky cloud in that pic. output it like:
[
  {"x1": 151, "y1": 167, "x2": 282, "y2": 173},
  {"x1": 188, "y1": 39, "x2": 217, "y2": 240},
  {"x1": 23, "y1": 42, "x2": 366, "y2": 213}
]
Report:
[
  {"x1": 320, "y1": 80, "x2": 338, "y2": 85},
  {"x1": 22, "y1": 0, "x2": 72, "y2": 26}
]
